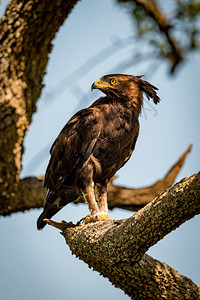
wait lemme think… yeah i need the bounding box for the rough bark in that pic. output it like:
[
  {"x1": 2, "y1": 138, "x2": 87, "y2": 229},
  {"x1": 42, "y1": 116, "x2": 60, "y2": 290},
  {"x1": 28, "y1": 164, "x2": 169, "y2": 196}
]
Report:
[
  {"x1": 0, "y1": 0, "x2": 78, "y2": 215},
  {"x1": 45, "y1": 172, "x2": 200, "y2": 299},
  {"x1": 0, "y1": 145, "x2": 191, "y2": 216}
]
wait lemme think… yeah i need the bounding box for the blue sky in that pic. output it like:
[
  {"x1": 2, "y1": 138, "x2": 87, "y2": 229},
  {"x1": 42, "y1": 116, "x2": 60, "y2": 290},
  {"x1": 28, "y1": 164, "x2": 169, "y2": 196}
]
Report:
[{"x1": 1, "y1": 1, "x2": 200, "y2": 299}]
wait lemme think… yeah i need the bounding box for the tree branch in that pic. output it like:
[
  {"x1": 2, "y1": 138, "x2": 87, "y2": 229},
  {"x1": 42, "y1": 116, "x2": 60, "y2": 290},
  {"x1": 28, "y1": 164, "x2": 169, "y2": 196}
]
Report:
[
  {"x1": 0, "y1": 145, "x2": 192, "y2": 216},
  {"x1": 101, "y1": 144, "x2": 192, "y2": 211},
  {"x1": 134, "y1": 0, "x2": 183, "y2": 72},
  {"x1": 45, "y1": 172, "x2": 200, "y2": 299},
  {"x1": 118, "y1": 0, "x2": 184, "y2": 72}
]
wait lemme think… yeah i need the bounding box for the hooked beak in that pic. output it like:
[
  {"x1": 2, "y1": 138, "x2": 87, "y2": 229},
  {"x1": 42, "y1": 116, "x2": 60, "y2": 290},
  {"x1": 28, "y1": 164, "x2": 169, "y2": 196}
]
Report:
[
  {"x1": 91, "y1": 80, "x2": 101, "y2": 91},
  {"x1": 91, "y1": 79, "x2": 113, "y2": 91}
]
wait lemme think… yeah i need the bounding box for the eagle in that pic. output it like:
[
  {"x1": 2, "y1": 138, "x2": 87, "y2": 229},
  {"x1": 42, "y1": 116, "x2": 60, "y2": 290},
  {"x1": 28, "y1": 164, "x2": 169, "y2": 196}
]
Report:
[{"x1": 37, "y1": 74, "x2": 160, "y2": 230}]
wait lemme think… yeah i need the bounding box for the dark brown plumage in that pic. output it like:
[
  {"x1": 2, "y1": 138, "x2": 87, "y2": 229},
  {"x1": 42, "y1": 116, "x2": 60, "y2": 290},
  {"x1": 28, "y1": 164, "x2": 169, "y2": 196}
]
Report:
[{"x1": 37, "y1": 74, "x2": 160, "y2": 229}]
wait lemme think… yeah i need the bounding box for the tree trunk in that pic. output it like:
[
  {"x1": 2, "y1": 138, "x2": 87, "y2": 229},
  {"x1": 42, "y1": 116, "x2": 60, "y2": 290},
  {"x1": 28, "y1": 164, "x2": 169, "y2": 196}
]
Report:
[{"x1": 0, "y1": 0, "x2": 78, "y2": 215}]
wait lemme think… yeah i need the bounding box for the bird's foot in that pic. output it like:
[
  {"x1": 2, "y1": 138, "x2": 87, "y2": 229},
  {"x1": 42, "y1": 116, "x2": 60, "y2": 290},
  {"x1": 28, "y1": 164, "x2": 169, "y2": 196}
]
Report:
[
  {"x1": 83, "y1": 213, "x2": 113, "y2": 223},
  {"x1": 95, "y1": 214, "x2": 113, "y2": 222}
]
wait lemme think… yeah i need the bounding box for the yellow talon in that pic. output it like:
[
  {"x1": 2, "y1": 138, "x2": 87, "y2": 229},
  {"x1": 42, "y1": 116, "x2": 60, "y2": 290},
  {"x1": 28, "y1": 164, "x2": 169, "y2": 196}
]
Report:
[
  {"x1": 96, "y1": 214, "x2": 113, "y2": 222},
  {"x1": 83, "y1": 214, "x2": 113, "y2": 223}
]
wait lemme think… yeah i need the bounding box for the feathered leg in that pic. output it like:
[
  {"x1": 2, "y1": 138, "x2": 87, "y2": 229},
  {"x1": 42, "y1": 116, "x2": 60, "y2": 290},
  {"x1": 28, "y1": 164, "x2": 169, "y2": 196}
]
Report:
[
  {"x1": 95, "y1": 183, "x2": 108, "y2": 214},
  {"x1": 81, "y1": 181, "x2": 99, "y2": 221},
  {"x1": 94, "y1": 183, "x2": 113, "y2": 222}
]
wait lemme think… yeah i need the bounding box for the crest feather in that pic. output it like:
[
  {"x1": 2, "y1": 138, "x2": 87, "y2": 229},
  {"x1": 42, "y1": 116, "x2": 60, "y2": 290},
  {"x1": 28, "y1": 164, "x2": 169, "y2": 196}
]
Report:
[{"x1": 135, "y1": 76, "x2": 160, "y2": 105}]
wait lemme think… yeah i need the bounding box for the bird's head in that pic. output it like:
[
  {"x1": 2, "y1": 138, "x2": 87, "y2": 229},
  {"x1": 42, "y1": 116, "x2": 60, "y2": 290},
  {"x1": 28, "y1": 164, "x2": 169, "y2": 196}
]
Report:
[{"x1": 91, "y1": 74, "x2": 160, "y2": 112}]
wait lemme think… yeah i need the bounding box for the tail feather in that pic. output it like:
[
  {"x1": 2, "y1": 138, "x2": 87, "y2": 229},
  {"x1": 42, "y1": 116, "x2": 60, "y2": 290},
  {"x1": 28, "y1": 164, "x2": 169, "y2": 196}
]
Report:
[
  {"x1": 37, "y1": 203, "x2": 61, "y2": 230},
  {"x1": 37, "y1": 188, "x2": 79, "y2": 230}
]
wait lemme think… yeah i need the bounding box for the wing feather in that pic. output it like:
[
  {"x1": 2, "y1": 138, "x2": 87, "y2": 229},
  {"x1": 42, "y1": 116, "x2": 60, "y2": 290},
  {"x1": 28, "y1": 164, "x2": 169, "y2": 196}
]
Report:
[{"x1": 44, "y1": 107, "x2": 101, "y2": 190}]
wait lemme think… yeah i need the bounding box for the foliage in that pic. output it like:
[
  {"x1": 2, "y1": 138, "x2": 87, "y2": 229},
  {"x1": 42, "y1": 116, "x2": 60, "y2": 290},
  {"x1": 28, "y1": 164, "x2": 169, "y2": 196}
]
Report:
[{"x1": 117, "y1": 0, "x2": 200, "y2": 72}]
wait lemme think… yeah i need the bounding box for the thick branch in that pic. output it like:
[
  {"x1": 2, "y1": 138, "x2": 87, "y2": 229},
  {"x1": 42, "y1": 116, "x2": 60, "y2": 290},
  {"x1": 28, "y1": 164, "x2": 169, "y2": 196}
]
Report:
[
  {"x1": 0, "y1": 145, "x2": 191, "y2": 216},
  {"x1": 0, "y1": 0, "x2": 78, "y2": 214},
  {"x1": 46, "y1": 172, "x2": 200, "y2": 299},
  {"x1": 11, "y1": 176, "x2": 46, "y2": 214}
]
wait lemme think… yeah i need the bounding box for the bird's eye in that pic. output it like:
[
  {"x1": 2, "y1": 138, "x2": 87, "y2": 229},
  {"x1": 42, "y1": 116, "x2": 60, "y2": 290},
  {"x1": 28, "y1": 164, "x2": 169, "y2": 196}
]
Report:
[{"x1": 110, "y1": 78, "x2": 117, "y2": 85}]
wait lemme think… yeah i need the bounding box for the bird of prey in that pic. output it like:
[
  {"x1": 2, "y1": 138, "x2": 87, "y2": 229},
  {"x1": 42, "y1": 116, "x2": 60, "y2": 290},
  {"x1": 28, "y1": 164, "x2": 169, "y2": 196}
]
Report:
[{"x1": 37, "y1": 74, "x2": 160, "y2": 230}]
